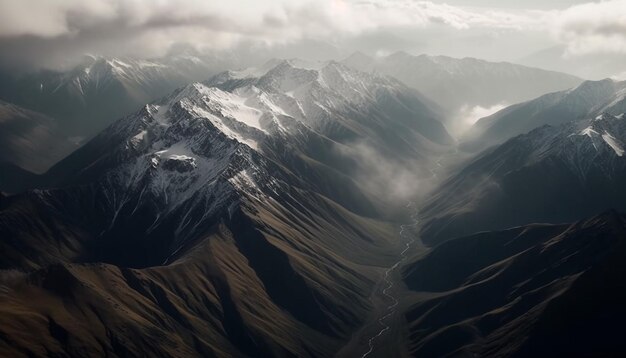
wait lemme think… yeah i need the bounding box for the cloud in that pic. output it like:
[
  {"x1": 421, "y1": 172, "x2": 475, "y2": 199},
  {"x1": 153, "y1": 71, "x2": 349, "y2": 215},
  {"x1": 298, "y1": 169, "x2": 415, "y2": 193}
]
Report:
[
  {"x1": 449, "y1": 103, "x2": 508, "y2": 136},
  {"x1": 335, "y1": 140, "x2": 429, "y2": 204},
  {"x1": 611, "y1": 70, "x2": 626, "y2": 81},
  {"x1": 0, "y1": 0, "x2": 623, "y2": 72},
  {"x1": 0, "y1": 1, "x2": 117, "y2": 38},
  {"x1": 462, "y1": 103, "x2": 508, "y2": 126},
  {"x1": 0, "y1": 0, "x2": 548, "y2": 70},
  {"x1": 553, "y1": 0, "x2": 626, "y2": 56}
]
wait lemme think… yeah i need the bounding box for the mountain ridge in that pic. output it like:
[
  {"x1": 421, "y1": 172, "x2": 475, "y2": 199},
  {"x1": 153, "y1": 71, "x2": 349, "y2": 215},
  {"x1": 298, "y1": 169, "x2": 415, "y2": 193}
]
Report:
[
  {"x1": 403, "y1": 210, "x2": 626, "y2": 357},
  {"x1": 341, "y1": 51, "x2": 583, "y2": 116},
  {"x1": 420, "y1": 112, "x2": 626, "y2": 244},
  {"x1": 464, "y1": 78, "x2": 626, "y2": 151}
]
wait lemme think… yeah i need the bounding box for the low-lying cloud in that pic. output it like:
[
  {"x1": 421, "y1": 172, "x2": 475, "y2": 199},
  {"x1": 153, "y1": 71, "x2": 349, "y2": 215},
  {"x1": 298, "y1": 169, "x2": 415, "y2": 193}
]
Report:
[
  {"x1": 334, "y1": 140, "x2": 435, "y2": 208},
  {"x1": 447, "y1": 103, "x2": 508, "y2": 137}
]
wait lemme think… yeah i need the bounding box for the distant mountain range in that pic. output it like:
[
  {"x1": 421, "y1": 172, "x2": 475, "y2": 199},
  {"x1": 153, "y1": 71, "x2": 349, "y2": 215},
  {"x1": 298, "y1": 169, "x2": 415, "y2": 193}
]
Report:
[
  {"x1": 0, "y1": 53, "x2": 243, "y2": 172},
  {"x1": 0, "y1": 55, "x2": 240, "y2": 136},
  {"x1": 342, "y1": 51, "x2": 582, "y2": 113},
  {"x1": 0, "y1": 53, "x2": 237, "y2": 136}
]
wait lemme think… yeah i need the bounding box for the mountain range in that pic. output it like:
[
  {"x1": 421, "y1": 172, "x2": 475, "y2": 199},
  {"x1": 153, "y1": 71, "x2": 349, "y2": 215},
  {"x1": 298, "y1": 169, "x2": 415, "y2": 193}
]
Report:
[
  {"x1": 0, "y1": 53, "x2": 242, "y2": 135},
  {"x1": 420, "y1": 112, "x2": 626, "y2": 244},
  {"x1": 2, "y1": 52, "x2": 626, "y2": 357},
  {"x1": 0, "y1": 59, "x2": 452, "y2": 356},
  {"x1": 0, "y1": 51, "x2": 585, "y2": 174},
  {"x1": 342, "y1": 51, "x2": 582, "y2": 114},
  {"x1": 0, "y1": 53, "x2": 249, "y2": 174},
  {"x1": 464, "y1": 78, "x2": 626, "y2": 151}
]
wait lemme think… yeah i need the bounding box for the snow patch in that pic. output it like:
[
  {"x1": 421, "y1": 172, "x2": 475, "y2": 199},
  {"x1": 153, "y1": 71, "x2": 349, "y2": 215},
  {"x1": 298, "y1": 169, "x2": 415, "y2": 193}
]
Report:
[
  {"x1": 187, "y1": 103, "x2": 260, "y2": 150},
  {"x1": 167, "y1": 154, "x2": 194, "y2": 161},
  {"x1": 579, "y1": 126, "x2": 599, "y2": 137},
  {"x1": 601, "y1": 132, "x2": 624, "y2": 156},
  {"x1": 228, "y1": 169, "x2": 257, "y2": 190},
  {"x1": 155, "y1": 144, "x2": 196, "y2": 161},
  {"x1": 131, "y1": 130, "x2": 147, "y2": 146}
]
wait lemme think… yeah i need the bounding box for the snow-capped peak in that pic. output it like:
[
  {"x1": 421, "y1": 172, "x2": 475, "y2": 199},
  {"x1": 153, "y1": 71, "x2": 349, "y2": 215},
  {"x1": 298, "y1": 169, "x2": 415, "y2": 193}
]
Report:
[{"x1": 202, "y1": 59, "x2": 427, "y2": 138}]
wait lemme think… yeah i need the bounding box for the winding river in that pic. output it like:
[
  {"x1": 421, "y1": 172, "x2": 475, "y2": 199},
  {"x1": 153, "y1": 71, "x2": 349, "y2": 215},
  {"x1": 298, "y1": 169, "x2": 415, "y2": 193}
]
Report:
[{"x1": 360, "y1": 204, "x2": 419, "y2": 358}]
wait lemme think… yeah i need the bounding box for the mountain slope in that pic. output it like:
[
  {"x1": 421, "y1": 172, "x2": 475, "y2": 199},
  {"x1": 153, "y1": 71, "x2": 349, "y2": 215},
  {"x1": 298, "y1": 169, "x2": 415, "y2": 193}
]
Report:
[
  {"x1": 403, "y1": 211, "x2": 626, "y2": 357},
  {"x1": 464, "y1": 78, "x2": 626, "y2": 151},
  {"x1": 342, "y1": 51, "x2": 582, "y2": 113},
  {"x1": 419, "y1": 112, "x2": 626, "y2": 244},
  {"x1": 0, "y1": 60, "x2": 448, "y2": 356}
]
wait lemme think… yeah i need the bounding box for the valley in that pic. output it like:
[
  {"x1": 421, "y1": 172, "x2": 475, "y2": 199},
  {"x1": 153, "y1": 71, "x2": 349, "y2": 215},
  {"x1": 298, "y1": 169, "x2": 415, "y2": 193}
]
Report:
[{"x1": 358, "y1": 208, "x2": 420, "y2": 358}]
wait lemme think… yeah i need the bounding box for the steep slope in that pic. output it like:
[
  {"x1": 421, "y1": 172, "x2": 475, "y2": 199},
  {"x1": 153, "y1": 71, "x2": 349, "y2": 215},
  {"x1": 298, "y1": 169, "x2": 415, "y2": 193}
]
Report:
[
  {"x1": 0, "y1": 61, "x2": 448, "y2": 356},
  {"x1": 419, "y1": 112, "x2": 626, "y2": 244},
  {"x1": 465, "y1": 78, "x2": 626, "y2": 151},
  {"x1": 0, "y1": 100, "x2": 77, "y2": 173},
  {"x1": 403, "y1": 211, "x2": 626, "y2": 357},
  {"x1": 342, "y1": 51, "x2": 582, "y2": 113}
]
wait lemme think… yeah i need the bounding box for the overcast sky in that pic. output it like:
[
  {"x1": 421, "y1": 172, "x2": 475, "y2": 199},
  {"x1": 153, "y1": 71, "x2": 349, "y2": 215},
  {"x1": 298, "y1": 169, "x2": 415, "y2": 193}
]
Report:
[{"x1": 0, "y1": 0, "x2": 624, "y2": 79}]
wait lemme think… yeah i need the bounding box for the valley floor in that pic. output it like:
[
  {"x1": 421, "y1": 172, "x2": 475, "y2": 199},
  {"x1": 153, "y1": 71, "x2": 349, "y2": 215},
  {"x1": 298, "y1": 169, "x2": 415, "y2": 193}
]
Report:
[{"x1": 337, "y1": 206, "x2": 432, "y2": 358}]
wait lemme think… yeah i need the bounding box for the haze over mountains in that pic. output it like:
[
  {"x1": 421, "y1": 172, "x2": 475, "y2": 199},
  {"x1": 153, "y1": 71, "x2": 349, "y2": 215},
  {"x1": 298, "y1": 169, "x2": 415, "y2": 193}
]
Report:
[
  {"x1": 0, "y1": 52, "x2": 242, "y2": 132},
  {"x1": 0, "y1": 53, "x2": 240, "y2": 173},
  {"x1": 2, "y1": 48, "x2": 626, "y2": 357},
  {"x1": 342, "y1": 51, "x2": 582, "y2": 131},
  {"x1": 0, "y1": 51, "x2": 585, "y2": 173},
  {"x1": 0, "y1": 100, "x2": 77, "y2": 173}
]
